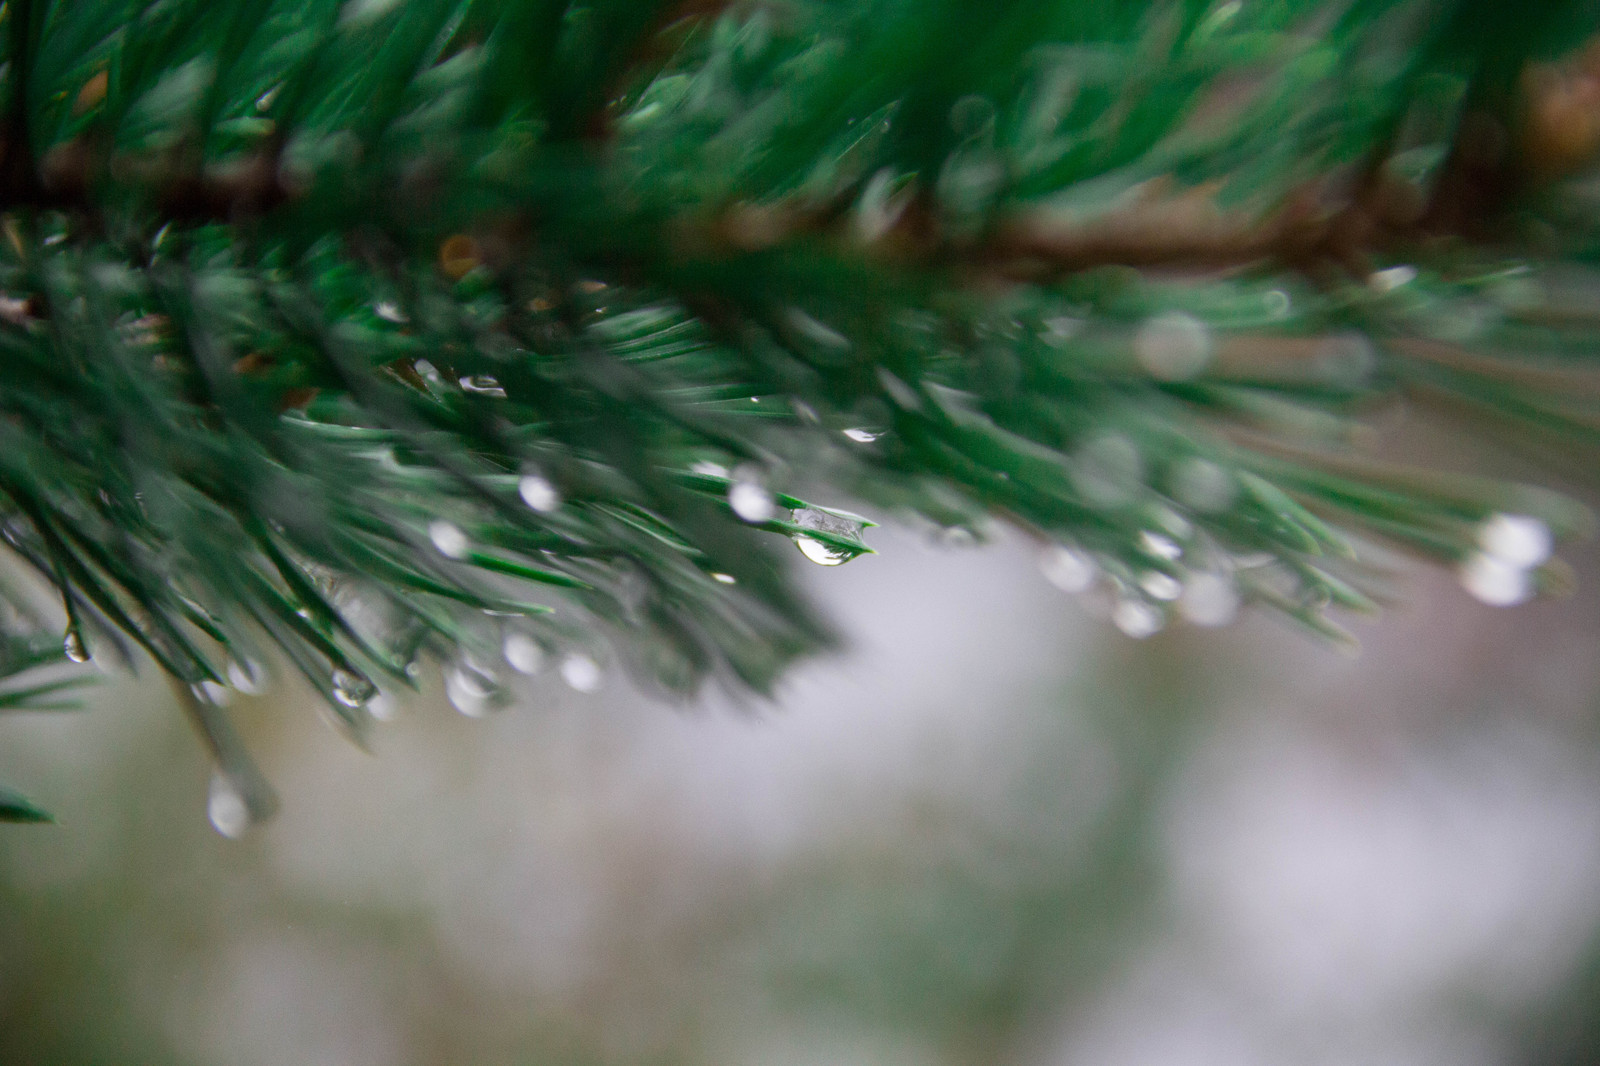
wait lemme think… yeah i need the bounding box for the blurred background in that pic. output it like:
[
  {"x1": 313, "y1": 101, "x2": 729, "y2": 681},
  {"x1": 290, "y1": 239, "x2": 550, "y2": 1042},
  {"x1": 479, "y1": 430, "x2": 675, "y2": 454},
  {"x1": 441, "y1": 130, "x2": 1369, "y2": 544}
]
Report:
[{"x1": 4, "y1": 420, "x2": 1600, "y2": 1066}]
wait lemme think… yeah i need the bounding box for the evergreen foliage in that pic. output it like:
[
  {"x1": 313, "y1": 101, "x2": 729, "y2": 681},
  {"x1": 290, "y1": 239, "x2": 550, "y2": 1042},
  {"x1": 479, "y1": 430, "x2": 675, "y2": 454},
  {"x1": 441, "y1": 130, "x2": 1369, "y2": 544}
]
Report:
[{"x1": 5, "y1": 0, "x2": 1600, "y2": 818}]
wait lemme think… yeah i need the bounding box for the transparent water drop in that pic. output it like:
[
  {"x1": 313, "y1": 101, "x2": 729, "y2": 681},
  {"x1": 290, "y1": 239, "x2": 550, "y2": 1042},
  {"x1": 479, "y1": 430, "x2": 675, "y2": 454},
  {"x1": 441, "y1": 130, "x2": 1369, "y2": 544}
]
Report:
[
  {"x1": 711, "y1": 572, "x2": 738, "y2": 585},
  {"x1": 331, "y1": 668, "x2": 375, "y2": 709},
  {"x1": 429, "y1": 519, "x2": 469, "y2": 559},
  {"x1": 1315, "y1": 333, "x2": 1375, "y2": 389},
  {"x1": 790, "y1": 506, "x2": 865, "y2": 566},
  {"x1": 1169, "y1": 456, "x2": 1237, "y2": 513},
  {"x1": 1459, "y1": 552, "x2": 1533, "y2": 607},
  {"x1": 207, "y1": 772, "x2": 251, "y2": 839},
  {"x1": 560, "y1": 652, "x2": 603, "y2": 693},
  {"x1": 691, "y1": 460, "x2": 729, "y2": 478},
  {"x1": 842, "y1": 427, "x2": 883, "y2": 443},
  {"x1": 254, "y1": 84, "x2": 282, "y2": 112},
  {"x1": 1139, "y1": 571, "x2": 1183, "y2": 601},
  {"x1": 459, "y1": 374, "x2": 507, "y2": 397},
  {"x1": 1135, "y1": 311, "x2": 1212, "y2": 381},
  {"x1": 1112, "y1": 599, "x2": 1165, "y2": 639},
  {"x1": 413, "y1": 358, "x2": 443, "y2": 383},
  {"x1": 518, "y1": 472, "x2": 561, "y2": 513},
  {"x1": 226, "y1": 658, "x2": 267, "y2": 696},
  {"x1": 1040, "y1": 315, "x2": 1084, "y2": 347},
  {"x1": 1263, "y1": 290, "x2": 1291, "y2": 318},
  {"x1": 1179, "y1": 572, "x2": 1240, "y2": 627},
  {"x1": 373, "y1": 300, "x2": 407, "y2": 324},
  {"x1": 193, "y1": 680, "x2": 232, "y2": 706},
  {"x1": 445, "y1": 659, "x2": 498, "y2": 717},
  {"x1": 502, "y1": 632, "x2": 544, "y2": 675},
  {"x1": 1139, "y1": 530, "x2": 1183, "y2": 560},
  {"x1": 62, "y1": 627, "x2": 89, "y2": 663},
  {"x1": 366, "y1": 690, "x2": 398, "y2": 722},
  {"x1": 1040, "y1": 544, "x2": 1095, "y2": 592},
  {"x1": 1477, "y1": 513, "x2": 1551, "y2": 568},
  {"x1": 728, "y1": 477, "x2": 776, "y2": 524},
  {"x1": 1070, "y1": 434, "x2": 1144, "y2": 509},
  {"x1": 1368, "y1": 265, "x2": 1417, "y2": 293}
]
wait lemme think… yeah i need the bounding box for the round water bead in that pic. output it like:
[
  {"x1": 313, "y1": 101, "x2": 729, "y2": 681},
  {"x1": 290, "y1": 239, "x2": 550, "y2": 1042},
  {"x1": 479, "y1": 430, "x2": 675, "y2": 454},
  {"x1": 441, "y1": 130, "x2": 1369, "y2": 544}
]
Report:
[
  {"x1": 63, "y1": 627, "x2": 89, "y2": 663},
  {"x1": 503, "y1": 632, "x2": 545, "y2": 675},
  {"x1": 1112, "y1": 598, "x2": 1165, "y2": 639},
  {"x1": 1040, "y1": 544, "x2": 1096, "y2": 593},
  {"x1": 1459, "y1": 552, "x2": 1533, "y2": 607},
  {"x1": 429, "y1": 519, "x2": 469, "y2": 559},
  {"x1": 1135, "y1": 311, "x2": 1212, "y2": 381},
  {"x1": 1178, "y1": 572, "x2": 1240, "y2": 627},
  {"x1": 790, "y1": 506, "x2": 866, "y2": 566},
  {"x1": 1477, "y1": 513, "x2": 1552, "y2": 569},
  {"x1": 207, "y1": 772, "x2": 251, "y2": 839},
  {"x1": 560, "y1": 652, "x2": 603, "y2": 693},
  {"x1": 728, "y1": 477, "x2": 776, "y2": 524}
]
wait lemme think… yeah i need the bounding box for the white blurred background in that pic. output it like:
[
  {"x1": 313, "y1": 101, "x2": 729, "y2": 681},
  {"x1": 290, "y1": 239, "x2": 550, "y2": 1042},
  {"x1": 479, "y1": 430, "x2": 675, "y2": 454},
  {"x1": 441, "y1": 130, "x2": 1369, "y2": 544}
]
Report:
[{"x1": 4, "y1": 505, "x2": 1600, "y2": 1065}]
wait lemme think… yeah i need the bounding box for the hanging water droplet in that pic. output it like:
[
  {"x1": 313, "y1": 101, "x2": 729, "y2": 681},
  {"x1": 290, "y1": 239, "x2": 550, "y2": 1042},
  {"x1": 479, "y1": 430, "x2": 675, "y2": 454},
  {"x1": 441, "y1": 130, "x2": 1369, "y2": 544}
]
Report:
[
  {"x1": 459, "y1": 374, "x2": 507, "y2": 397},
  {"x1": 1179, "y1": 573, "x2": 1240, "y2": 627},
  {"x1": 711, "y1": 572, "x2": 738, "y2": 585},
  {"x1": 503, "y1": 632, "x2": 544, "y2": 675},
  {"x1": 1139, "y1": 571, "x2": 1183, "y2": 601},
  {"x1": 62, "y1": 627, "x2": 89, "y2": 663},
  {"x1": 1070, "y1": 434, "x2": 1144, "y2": 509},
  {"x1": 1139, "y1": 530, "x2": 1183, "y2": 560},
  {"x1": 518, "y1": 472, "x2": 561, "y2": 513},
  {"x1": 445, "y1": 659, "x2": 498, "y2": 717},
  {"x1": 254, "y1": 83, "x2": 282, "y2": 111},
  {"x1": 226, "y1": 658, "x2": 268, "y2": 696},
  {"x1": 207, "y1": 771, "x2": 251, "y2": 839},
  {"x1": 1112, "y1": 599, "x2": 1165, "y2": 639},
  {"x1": 1169, "y1": 456, "x2": 1237, "y2": 513},
  {"x1": 1477, "y1": 513, "x2": 1552, "y2": 568},
  {"x1": 367, "y1": 690, "x2": 398, "y2": 722},
  {"x1": 1135, "y1": 311, "x2": 1212, "y2": 381},
  {"x1": 691, "y1": 460, "x2": 729, "y2": 478},
  {"x1": 1459, "y1": 552, "x2": 1533, "y2": 607},
  {"x1": 842, "y1": 427, "x2": 883, "y2": 443},
  {"x1": 790, "y1": 506, "x2": 866, "y2": 566},
  {"x1": 1368, "y1": 264, "x2": 1417, "y2": 293},
  {"x1": 331, "y1": 668, "x2": 375, "y2": 709},
  {"x1": 373, "y1": 300, "x2": 407, "y2": 324},
  {"x1": 560, "y1": 652, "x2": 602, "y2": 693},
  {"x1": 429, "y1": 519, "x2": 469, "y2": 559},
  {"x1": 728, "y1": 474, "x2": 776, "y2": 524},
  {"x1": 1040, "y1": 544, "x2": 1095, "y2": 592},
  {"x1": 193, "y1": 680, "x2": 232, "y2": 706}
]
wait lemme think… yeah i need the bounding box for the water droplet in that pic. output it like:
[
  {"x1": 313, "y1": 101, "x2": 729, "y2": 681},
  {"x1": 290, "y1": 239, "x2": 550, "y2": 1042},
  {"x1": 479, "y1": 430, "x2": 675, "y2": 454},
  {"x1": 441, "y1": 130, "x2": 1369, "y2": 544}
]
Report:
[
  {"x1": 367, "y1": 690, "x2": 397, "y2": 721},
  {"x1": 503, "y1": 632, "x2": 544, "y2": 675},
  {"x1": 1070, "y1": 434, "x2": 1144, "y2": 509},
  {"x1": 1112, "y1": 599, "x2": 1165, "y2": 639},
  {"x1": 193, "y1": 680, "x2": 232, "y2": 706},
  {"x1": 413, "y1": 358, "x2": 443, "y2": 383},
  {"x1": 1040, "y1": 544, "x2": 1095, "y2": 592},
  {"x1": 373, "y1": 300, "x2": 407, "y2": 324},
  {"x1": 445, "y1": 659, "x2": 498, "y2": 716},
  {"x1": 1041, "y1": 315, "x2": 1084, "y2": 347},
  {"x1": 1179, "y1": 573, "x2": 1240, "y2": 627},
  {"x1": 560, "y1": 652, "x2": 602, "y2": 693},
  {"x1": 255, "y1": 84, "x2": 282, "y2": 111},
  {"x1": 459, "y1": 374, "x2": 506, "y2": 397},
  {"x1": 1135, "y1": 311, "x2": 1212, "y2": 381},
  {"x1": 1169, "y1": 456, "x2": 1237, "y2": 513},
  {"x1": 711, "y1": 572, "x2": 737, "y2": 585},
  {"x1": 1477, "y1": 513, "x2": 1551, "y2": 568},
  {"x1": 331, "y1": 668, "x2": 375, "y2": 708},
  {"x1": 1139, "y1": 530, "x2": 1183, "y2": 560},
  {"x1": 1263, "y1": 290, "x2": 1291, "y2": 318},
  {"x1": 691, "y1": 460, "x2": 729, "y2": 478},
  {"x1": 226, "y1": 658, "x2": 267, "y2": 695},
  {"x1": 518, "y1": 472, "x2": 561, "y2": 513},
  {"x1": 842, "y1": 427, "x2": 883, "y2": 443},
  {"x1": 1368, "y1": 265, "x2": 1417, "y2": 293},
  {"x1": 207, "y1": 772, "x2": 251, "y2": 839},
  {"x1": 1139, "y1": 571, "x2": 1183, "y2": 601},
  {"x1": 429, "y1": 520, "x2": 469, "y2": 559},
  {"x1": 728, "y1": 477, "x2": 776, "y2": 524},
  {"x1": 62, "y1": 627, "x2": 89, "y2": 663},
  {"x1": 790, "y1": 506, "x2": 866, "y2": 566},
  {"x1": 1459, "y1": 552, "x2": 1533, "y2": 607}
]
